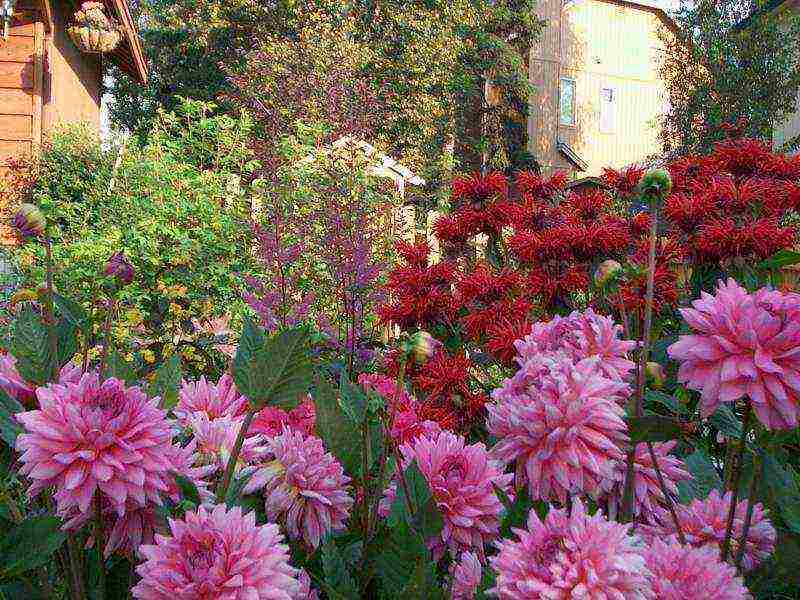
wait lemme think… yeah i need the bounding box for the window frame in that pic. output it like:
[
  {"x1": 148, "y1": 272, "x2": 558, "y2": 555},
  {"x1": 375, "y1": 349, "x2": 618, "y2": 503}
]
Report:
[{"x1": 559, "y1": 77, "x2": 577, "y2": 127}]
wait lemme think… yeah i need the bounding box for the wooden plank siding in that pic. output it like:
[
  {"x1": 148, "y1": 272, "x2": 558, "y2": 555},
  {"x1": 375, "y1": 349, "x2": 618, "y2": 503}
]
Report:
[
  {"x1": 528, "y1": 0, "x2": 674, "y2": 177},
  {"x1": 0, "y1": 10, "x2": 44, "y2": 168}
]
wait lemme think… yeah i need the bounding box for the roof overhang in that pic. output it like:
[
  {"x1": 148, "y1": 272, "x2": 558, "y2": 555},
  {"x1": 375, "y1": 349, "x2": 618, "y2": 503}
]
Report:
[{"x1": 557, "y1": 140, "x2": 589, "y2": 172}]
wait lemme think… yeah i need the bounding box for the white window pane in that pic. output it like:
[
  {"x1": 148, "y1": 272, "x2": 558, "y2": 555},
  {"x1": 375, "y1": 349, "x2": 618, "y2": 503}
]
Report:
[
  {"x1": 600, "y1": 87, "x2": 615, "y2": 133},
  {"x1": 560, "y1": 78, "x2": 576, "y2": 126}
]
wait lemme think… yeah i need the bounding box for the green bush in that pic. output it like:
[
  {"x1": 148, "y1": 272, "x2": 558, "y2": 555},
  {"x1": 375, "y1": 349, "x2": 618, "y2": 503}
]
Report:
[{"x1": 9, "y1": 100, "x2": 260, "y2": 376}]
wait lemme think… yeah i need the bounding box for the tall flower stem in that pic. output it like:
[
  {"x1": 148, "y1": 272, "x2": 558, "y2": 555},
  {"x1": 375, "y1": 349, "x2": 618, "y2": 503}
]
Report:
[
  {"x1": 721, "y1": 402, "x2": 752, "y2": 562},
  {"x1": 98, "y1": 297, "x2": 116, "y2": 378},
  {"x1": 734, "y1": 449, "x2": 763, "y2": 572},
  {"x1": 94, "y1": 494, "x2": 106, "y2": 600},
  {"x1": 621, "y1": 193, "x2": 659, "y2": 523},
  {"x1": 217, "y1": 408, "x2": 256, "y2": 501},
  {"x1": 66, "y1": 537, "x2": 86, "y2": 600},
  {"x1": 43, "y1": 237, "x2": 59, "y2": 381},
  {"x1": 645, "y1": 440, "x2": 686, "y2": 544}
]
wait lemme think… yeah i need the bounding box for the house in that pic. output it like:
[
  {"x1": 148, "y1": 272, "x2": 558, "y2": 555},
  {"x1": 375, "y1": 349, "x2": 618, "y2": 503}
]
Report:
[
  {"x1": 0, "y1": 0, "x2": 146, "y2": 175},
  {"x1": 528, "y1": 0, "x2": 678, "y2": 177}
]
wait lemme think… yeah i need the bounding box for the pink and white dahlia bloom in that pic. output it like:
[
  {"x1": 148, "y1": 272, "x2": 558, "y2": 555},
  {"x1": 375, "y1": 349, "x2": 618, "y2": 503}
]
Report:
[
  {"x1": 490, "y1": 500, "x2": 652, "y2": 599},
  {"x1": 16, "y1": 374, "x2": 174, "y2": 524},
  {"x1": 251, "y1": 397, "x2": 316, "y2": 438},
  {"x1": 668, "y1": 278, "x2": 800, "y2": 429},
  {"x1": 515, "y1": 308, "x2": 636, "y2": 381},
  {"x1": 646, "y1": 489, "x2": 776, "y2": 571},
  {"x1": 188, "y1": 413, "x2": 268, "y2": 473},
  {"x1": 382, "y1": 429, "x2": 512, "y2": 559},
  {"x1": 103, "y1": 439, "x2": 215, "y2": 556},
  {"x1": 132, "y1": 504, "x2": 302, "y2": 600},
  {"x1": 602, "y1": 441, "x2": 691, "y2": 521},
  {"x1": 174, "y1": 374, "x2": 248, "y2": 425},
  {"x1": 644, "y1": 537, "x2": 750, "y2": 599},
  {"x1": 0, "y1": 354, "x2": 82, "y2": 405},
  {"x1": 488, "y1": 355, "x2": 629, "y2": 502},
  {"x1": 244, "y1": 428, "x2": 352, "y2": 548},
  {"x1": 452, "y1": 551, "x2": 482, "y2": 600}
]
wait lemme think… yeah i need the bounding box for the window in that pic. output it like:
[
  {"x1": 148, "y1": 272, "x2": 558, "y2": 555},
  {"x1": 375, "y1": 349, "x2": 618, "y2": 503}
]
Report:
[
  {"x1": 559, "y1": 78, "x2": 576, "y2": 126},
  {"x1": 600, "y1": 87, "x2": 615, "y2": 133}
]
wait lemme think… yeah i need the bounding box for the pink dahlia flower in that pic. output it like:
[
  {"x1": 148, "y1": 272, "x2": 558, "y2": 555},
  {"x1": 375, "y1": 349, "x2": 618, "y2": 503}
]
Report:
[
  {"x1": 16, "y1": 374, "x2": 174, "y2": 524},
  {"x1": 189, "y1": 413, "x2": 268, "y2": 473},
  {"x1": 251, "y1": 397, "x2": 316, "y2": 438},
  {"x1": 490, "y1": 500, "x2": 652, "y2": 599},
  {"x1": 668, "y1": 278, "x2": 800, "y2": 429},
  {"x1": 452, "y1": 551, "x2": 482, "y2": 600},
  {"x1": 132, "y1": 504, "x2": 301, "y2": 600},
  {"x1": 601, "y1": 441, "x2": 691, "y2": 521},
  {"x1": 102, "y1": 439, "x2": 215, "y2": 556},
  {"x1": 244, "y1": 428, "x2": 352, "y2": 549},
  {"x1": 515, "y1": 308, "x2": 636, "y2": 381},
  {"x1": 644, "y1": 537, "x2": 749, "y2": 599},
  {"x1": 488, "y1": 355, "x2": 629, "y2": 502},
  {"x1": 0, "y1": 354, "x2": 82, "y2": 405},
  {"x1": 381, "y1": 429, "x2": 512, "y2": 559},
  {"x1": 175, "y1": 374, "x2": 248, "y2": 425},
  {"x1": 646, "y1": 489, "x2": 776, "y2": 571}
]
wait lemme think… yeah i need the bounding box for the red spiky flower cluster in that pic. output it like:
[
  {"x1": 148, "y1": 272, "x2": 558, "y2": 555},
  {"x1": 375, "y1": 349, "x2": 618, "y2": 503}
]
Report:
[{"x1": 663, "y1": 138, "x2": 800, "y2": 264}]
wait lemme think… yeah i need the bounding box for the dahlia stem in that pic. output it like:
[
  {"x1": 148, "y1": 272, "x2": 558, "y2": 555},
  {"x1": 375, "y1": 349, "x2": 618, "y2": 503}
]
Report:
[
  {"x1": 622, "y1": 196, "x2": 660, "y2": 523},
  {"x1": 721, "y1": 402, "x2": 752, "y2": 563},
  {"x1": 98, "y1": 297, "x2": 116, "y2": 379},
  {"x1": 723, "y1": 438, "x2": 736, "y2": 489},
  {"x1": 43, "y1": 237, "x2": 59, "y2": 382},
  {"x1": 94, "y1": 495, "x2": 106, "y2": 600},
  {"x1": 734, "y1": 448, "x2": 762, "y2": 572},
  {"x1": 217, "y1": 408, "x2": 256, "y2": 501},
  {"x1": 66, "y1": 537, "x2": 86, "y2": 600},
  {"x1": 645, "y1": 440, "x2": 686, "y2": 544}
]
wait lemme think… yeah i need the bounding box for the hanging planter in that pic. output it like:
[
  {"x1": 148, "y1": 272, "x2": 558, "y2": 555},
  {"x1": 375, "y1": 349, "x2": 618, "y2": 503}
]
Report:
[{"x1": 67, "y1": 1, "x2": 122, "y2": 54}]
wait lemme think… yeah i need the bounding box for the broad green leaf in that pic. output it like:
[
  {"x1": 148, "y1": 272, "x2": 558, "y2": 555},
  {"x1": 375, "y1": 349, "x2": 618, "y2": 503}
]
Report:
[
  {"x1": 762, "y1": 453, "x2": 800, "y2": 534},
  {"x1": 10, "y1": 306, "x2": 53, "y2": 386},
  {"x1": 709, "y1": 405, "x2": 742, "y2": 439},
  {"x1": 233, "y1": 327, "x2": 312, "y2": 409},
  {"x1": 321, "y1": 539, "x2": 359, "y2": 600},
  {"x1": 313, "y1": 377, "x2": 362, "y2": 476},
  {"x1": 475, "y1": 566, "x2": 496, "y2": 600},
  {"x1": 172, "y1": 472, "x2": 201, "y2": 506},
  {"x1": 0, "y1": 515, "x2": 66, "y2": 579},
  {"x1": 374, "y1": 520, "x2": 433, "y2": 599},
  {"x1": 644, "y1": 389, "x2": 680, "y2": 414},
  {"x1": 106, "y1": 351, "x2": 136, "y2": 384},
  {"x1": 0, "y1": 390, "x2": 23, "y2": 447},
  {"x1": 56, "y1": 318, "x2": 78, "y2": 368},
  {"x1": 388, "y1": 460, "x2": 444, "y2": 541},
  {"x1": 678, "y1": 449, "x2": 722, "y2": 502},
  {"x1": 53, "y1": 293, "x2": 90, "y2": 336},
  {"x1": 339, "y1": 372, "x2": 368, "y2": 423},
  {"x1": 625, "y1": 415, "x2": 682, "y2": 443},
  {"x1": 759, "y1": 249, "x2": 800, "y2": 270},
  {"x1": 232, "y1": 317, "x2": 265, "y2": 374},
  {"x1": 151, "y1": 355, "x2": 182, "y2": 409}
]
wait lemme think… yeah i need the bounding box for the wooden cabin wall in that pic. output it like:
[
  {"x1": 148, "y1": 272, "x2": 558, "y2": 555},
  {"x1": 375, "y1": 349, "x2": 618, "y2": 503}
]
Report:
[
  {"x1": 43, "y1": 0, "x2": 102, "y2": 132},
  {"x1": 0, "y1": 8, "x2": 44, "y2": 178}
]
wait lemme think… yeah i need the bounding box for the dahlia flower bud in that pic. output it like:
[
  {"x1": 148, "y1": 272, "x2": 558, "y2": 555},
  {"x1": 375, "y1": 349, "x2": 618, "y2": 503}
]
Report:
[
  {"x1": 104, "y1": 251, "x2": 135, "y2": 285},
  {"x1": 12, "y1": 203, "x2": 46, "y2": 238},
  {"x1": 645, "y1": 361, "x2": 666, "y2": 389},
  {"x1": 641, "y1": 168, "x2": 672, "y2": 198},
  {"x1": 594, "y1": 259, "x2": 622, "y2": 286},
  {"x1": 405, "y1": 330, "x2": 440, "y2": 365}
]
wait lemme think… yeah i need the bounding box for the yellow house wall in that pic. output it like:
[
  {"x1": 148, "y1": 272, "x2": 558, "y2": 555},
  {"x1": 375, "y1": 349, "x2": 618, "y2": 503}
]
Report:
[{"x1": 529, "y1": 0, "x2": 671, "y2": 177}]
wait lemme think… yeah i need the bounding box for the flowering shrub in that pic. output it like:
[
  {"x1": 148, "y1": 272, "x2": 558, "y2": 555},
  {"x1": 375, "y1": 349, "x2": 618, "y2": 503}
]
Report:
[{"x1": 0, "y1": 134, "x2": 798, "y2": 599}]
